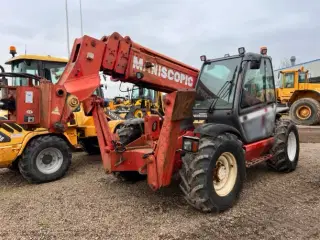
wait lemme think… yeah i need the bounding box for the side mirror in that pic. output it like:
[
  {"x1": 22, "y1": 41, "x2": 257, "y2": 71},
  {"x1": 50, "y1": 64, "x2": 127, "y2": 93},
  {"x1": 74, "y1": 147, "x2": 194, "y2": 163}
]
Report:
[{"x1": 249, "y1": 60, "x2": 261, "y2": 70}]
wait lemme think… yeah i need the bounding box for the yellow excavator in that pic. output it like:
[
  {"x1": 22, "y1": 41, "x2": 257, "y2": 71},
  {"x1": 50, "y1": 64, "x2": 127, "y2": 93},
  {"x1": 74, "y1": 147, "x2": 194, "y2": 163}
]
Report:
[{"x1": 0, "y1": 46, "x2": 124, "y2": 181}]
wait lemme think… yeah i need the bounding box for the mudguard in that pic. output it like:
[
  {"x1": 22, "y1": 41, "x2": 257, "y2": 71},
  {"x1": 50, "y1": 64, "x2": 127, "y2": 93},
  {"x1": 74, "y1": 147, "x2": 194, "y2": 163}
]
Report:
[{"x1": 194, "y1": 123, "x2": 241, "y2": 139}]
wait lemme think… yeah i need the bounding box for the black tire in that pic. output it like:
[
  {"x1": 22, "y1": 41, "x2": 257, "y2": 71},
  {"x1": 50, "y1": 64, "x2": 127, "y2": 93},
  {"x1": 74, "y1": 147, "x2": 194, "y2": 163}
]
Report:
[
  {"x1": 289, "y1": 98, "x2": 320, "y2": 125},
  {"x1": 113, "y1": 122, "x2": 146, "y2": 182},
  {"x1": 18, "y1": 135, "x2": 72, "y2": 183},
  {"x1": 8, "y1": 159, "x2": 19, "y2": 172},
  {"x1": 267, "y1": 119, "x2": 300, "y2": 172},
  {"x1": 117, "y1": 123, "x2": 143, "y2": 146},
  {"x1": 179, "y1": 133, "x2": 246, "y2": 213},
  {"x1": 81, "y1": 137, "x2": 100, "y2": 155},
  {"x1": 125, "y1": 106, "x2": 145, "y2": 120}
]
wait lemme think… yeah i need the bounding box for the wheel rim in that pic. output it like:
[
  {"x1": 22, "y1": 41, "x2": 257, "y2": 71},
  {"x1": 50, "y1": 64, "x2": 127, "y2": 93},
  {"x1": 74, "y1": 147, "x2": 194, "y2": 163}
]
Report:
[
  {"x1": 287, "y1": 131, "x2": 297, "y2": 162},
  {"x1": 296, "y1": 105, "x2": 311, "y2": 120},
  {"x1": 213, "y1": 152, "x2": 238, "y2": 197},
  {"x1": 36, "y1": 147, "x2": 64, "y2": 174},
  {"x1": 134, "y1": 110, "x2": 144, "y2": 118}
]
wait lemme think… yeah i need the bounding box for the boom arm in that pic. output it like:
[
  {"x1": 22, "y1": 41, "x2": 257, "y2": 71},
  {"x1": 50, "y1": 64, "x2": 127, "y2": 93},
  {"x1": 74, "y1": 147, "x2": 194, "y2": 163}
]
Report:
[
  {"x1": 0, "y1": 32, "x2": 199, "y2": 190},
  {"x1": 45, "y1": 32, "x2": 199, "y2": 132},
  {"x1": 59, "y1": 32, "x2": 198, "y2": 98}
]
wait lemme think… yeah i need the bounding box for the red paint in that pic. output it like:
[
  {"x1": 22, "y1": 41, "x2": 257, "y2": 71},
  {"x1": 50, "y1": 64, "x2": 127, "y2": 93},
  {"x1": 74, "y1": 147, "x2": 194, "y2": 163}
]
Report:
[
  {"x1": 244, "y1": 137, "x2": 274, "y2": 161},
  {"x1": 1, "y1": 32, "x2": 279, "y2": 193}
]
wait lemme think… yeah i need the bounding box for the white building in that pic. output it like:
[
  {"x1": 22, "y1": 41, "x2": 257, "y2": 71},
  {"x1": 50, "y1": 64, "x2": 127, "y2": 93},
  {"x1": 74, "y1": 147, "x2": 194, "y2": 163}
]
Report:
[{"x1": 273, "y1": 57, "x2": 320, "y2": 87}]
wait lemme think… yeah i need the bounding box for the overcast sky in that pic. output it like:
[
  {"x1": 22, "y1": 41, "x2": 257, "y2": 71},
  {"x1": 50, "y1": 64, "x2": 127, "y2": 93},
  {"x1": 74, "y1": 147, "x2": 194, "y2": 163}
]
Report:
[{"x1": 1, "y1": 0, "x2": 319, "y2": 97}]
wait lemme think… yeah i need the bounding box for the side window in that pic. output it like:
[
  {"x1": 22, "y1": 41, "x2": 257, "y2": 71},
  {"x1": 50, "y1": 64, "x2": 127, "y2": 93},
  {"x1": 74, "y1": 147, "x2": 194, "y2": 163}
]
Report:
[
  {"x1": 265, "y1": 59, "x2": 276, "y2": 102},
  {"x1": 240, "y1": 60, "x2": 265, "y2": 109},
  {"x1": 284, "y1": 73, "x2": 294, "y2": 88},
  {"x1": 50, "y1": 67, "x2": 65, "y2": 84},
  {"x1": 298, "y1": 72, "x2": 306, "y2": 83}
]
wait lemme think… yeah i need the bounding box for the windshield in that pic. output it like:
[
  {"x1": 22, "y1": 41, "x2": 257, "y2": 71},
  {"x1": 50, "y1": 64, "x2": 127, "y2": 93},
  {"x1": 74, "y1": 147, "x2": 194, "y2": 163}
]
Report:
[
  {"x1": 12, "y1": 60, "x2": 38, "y2": 86},
  {"x1": 11, "y1": 60, "x2": 66, "y2": 86},
  {"x1": 194, "y1": 57, "x2": 242, "y2": 110},
  {"x1": 283, "y1": 72, "x2": 294, "y2": 88}
]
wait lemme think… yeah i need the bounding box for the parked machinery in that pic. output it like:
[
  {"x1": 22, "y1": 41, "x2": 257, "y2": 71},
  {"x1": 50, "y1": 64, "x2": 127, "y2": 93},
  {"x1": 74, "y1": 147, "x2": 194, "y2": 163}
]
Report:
[
  {"x1": 0, "y1": 34, "x2": 300, "y2": 213},
  {"x1": 277, "y1": 67, "x2": 320, "y2": 125},
  {"x1": 0, "y1": 47, "x2": 124, "y2": 182}
]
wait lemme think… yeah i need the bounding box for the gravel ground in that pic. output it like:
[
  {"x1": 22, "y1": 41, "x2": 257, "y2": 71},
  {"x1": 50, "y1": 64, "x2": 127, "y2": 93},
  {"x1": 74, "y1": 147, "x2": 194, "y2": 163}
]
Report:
[{"x1": 0, "y1": 143, "x2": 320, "y2": 240}]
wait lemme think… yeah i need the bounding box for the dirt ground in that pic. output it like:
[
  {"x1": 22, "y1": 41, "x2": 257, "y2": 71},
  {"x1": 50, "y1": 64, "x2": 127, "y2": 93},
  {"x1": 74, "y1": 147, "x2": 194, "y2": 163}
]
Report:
[{"x1": 0, "y1": 143, "x2": 320, "y2": 240}]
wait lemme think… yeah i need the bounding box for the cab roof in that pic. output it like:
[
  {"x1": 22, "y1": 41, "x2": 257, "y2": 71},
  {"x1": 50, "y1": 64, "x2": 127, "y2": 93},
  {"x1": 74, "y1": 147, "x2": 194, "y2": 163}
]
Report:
[{"x1": 5, "y1": 54, "x2": 68, "y2": 64}]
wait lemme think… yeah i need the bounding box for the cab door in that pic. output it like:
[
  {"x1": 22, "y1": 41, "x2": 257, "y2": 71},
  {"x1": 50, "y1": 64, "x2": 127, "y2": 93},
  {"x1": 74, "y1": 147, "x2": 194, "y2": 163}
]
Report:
[
  {"x1": 238, "y1": 58, "x2": 277, "y2": 143},
  {"x1": 279, "y1": 72, "x2": 295, "y2": 101}
]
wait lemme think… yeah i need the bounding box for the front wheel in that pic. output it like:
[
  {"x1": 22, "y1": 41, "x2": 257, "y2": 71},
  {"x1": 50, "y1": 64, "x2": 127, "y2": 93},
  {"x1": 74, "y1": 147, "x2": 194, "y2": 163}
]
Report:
[
  {"x1": 179, "y1": 133, "x2": 245, "y2": 213},
  {"x1": 19, "y1": 135, "x2": 72, "y2": 183}
]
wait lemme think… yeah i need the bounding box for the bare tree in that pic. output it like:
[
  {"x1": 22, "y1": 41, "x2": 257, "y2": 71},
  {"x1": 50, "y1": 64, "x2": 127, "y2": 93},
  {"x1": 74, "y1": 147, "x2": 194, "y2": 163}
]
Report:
[{"x1": 279, "y1": 58, "x2": 292, "y2": 68}]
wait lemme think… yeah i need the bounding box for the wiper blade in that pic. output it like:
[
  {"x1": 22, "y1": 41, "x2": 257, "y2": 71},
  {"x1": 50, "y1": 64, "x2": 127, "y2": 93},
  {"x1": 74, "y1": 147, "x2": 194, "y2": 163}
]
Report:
[
  {"x1": 208, "y1": 80, "x2": 231, "y2": 112},
  {"x1": 208, "y1": 66, "x2": 238, "y2": 112}
]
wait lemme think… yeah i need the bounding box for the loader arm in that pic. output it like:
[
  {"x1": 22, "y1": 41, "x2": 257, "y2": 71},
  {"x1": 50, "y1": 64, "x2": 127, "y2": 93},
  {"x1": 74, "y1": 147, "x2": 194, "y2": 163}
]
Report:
[{"x1": 0, "y1": 32, "x2": 199, "y2": 190}]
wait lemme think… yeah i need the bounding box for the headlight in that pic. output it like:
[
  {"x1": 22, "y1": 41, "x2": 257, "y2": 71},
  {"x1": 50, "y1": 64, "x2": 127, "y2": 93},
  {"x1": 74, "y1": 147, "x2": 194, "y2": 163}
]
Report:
[
  {"x1": 183, "y1": 140, "x2": 192, "y2": 151},
  {"x1": 182, "y1": 136, "x2": 199, "y2": 152}
]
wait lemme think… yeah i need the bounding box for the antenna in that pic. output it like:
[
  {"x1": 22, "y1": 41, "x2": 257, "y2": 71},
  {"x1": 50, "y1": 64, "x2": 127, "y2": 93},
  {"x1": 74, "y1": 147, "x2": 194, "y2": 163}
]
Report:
[
  {"x1": 25, "y1": 44, "x2": 27, "y2": 54},
  {"x1": 65, "y1": 0, "x2": 70, "y2": 57},
  {"x1": 79, "y1": 0, "x2": 83, "y2": 36}
]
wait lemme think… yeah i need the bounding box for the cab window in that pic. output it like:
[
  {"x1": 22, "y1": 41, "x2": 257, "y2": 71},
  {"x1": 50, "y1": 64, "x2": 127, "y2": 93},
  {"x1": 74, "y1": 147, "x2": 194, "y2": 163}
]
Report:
[
  {"x1": 241, "y1": 61, "x2": 264, "y2": 108},
  {"x1": 298, "y1": 72, "x2": 306, "y2": 83},
  {"x1": 284, "y1": 73, "x2": 294, "y2": 88},
  {"x1": 240, "y1": 58, "x2": 275, "y2": 108},
  {"x1": 11, "y1": 60, "x2": 39, "y2": 86},
  {"x1": 43, "y1": 62, "x2": 66, "y2": 84}
]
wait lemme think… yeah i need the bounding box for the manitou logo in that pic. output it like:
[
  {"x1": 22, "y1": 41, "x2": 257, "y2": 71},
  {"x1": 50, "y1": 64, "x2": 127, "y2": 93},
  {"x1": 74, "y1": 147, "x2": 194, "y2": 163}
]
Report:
[
  {"x1": 0, "y1": 135, "x2": 4, "y2": 142},
  {"x1": 133, "y1": 56, "x2": 194, "y2": 87}
]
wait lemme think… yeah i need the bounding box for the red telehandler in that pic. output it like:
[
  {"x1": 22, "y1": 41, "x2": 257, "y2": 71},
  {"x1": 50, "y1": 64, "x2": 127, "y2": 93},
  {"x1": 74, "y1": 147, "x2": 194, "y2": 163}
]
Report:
[{"x1": 0, "y1": 33, "x2": 300, "y2": 213}]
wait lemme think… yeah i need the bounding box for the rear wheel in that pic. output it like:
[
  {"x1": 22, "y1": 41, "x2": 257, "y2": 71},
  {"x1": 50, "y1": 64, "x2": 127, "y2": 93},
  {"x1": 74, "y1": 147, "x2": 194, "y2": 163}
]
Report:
[
  {"x1": 113, "y1": 122, "x2": 146, "y2": 182},
  {"x1": 267, "y1": 119, "x2": 300, "y2": 172},
  {"x1": 289, "y1": 98, "x2": 320, "y2": 125},
  {"x1": 19, "y1": 135, "x2": 72, "y2": 183},
  {"x1": 180, "y1": 133, "x2": 245, "y2": 213}
]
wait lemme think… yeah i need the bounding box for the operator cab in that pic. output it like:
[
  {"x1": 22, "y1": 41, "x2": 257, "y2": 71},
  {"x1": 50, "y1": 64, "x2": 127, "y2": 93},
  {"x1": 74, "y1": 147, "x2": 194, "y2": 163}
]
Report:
[
  {"x1": 4, "y1": 46, "x2": 107, "y2": 105},
  {"x1": 5, "y1": 46, "x2": 67, "y2": 87},
  {"x1": 131, "y1": 86, "x2": 157, "y2": 110},
  {"x1": 193, "y1": 47, "x2": 277, "y2": 144}
]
